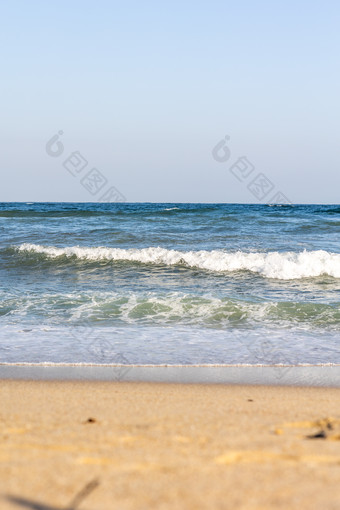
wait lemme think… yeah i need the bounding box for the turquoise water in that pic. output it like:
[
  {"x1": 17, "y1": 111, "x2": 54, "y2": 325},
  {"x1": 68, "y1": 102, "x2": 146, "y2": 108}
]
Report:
[{"x1": 1, "y1": 203, "x2": 340, "y2": 365}]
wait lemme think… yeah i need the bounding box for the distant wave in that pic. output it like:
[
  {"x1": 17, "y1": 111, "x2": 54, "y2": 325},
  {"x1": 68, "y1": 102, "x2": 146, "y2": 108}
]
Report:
[
  {"x1": 0, "y1": 209, "x2": 106, "y2": 218},
  {"x1": 0, "y1": 204, "x2": 218, "y2": 218},
  {"x1": 12, "y1": 244, "x2": 340, "y2": 279},
  {"x1": 316, "y1": 206, "x2": 340, "y2": 215}
]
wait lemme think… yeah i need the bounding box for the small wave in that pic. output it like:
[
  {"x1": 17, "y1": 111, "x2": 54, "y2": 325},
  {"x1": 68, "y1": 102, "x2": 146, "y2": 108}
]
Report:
[
  {"x1": 2, "y1": 290, "x2": 340, "y2": 328},
  {"x1": 267, "y1": 204, "x2": 293, "y2": 208},
  {"x1": 12, "y1": 244, "x2": 340, "y2": 280},
  {"x1": 0, "y1": 209, "x2": 106, "y2": 218},
  {"x1": 316, "y1": 206, "x2": 340, "y2": 215}
]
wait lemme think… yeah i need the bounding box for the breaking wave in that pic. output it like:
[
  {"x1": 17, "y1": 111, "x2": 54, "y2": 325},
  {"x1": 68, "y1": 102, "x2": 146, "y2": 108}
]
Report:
[{"x1": 11, "y1": 244, "x2": 340, "y2": 280}]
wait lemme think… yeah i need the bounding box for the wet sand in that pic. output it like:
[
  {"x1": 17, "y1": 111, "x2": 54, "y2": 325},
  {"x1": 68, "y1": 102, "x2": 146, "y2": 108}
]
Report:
[{"x1": 1, "y1": 380, "x2": 340, "y2": 509}]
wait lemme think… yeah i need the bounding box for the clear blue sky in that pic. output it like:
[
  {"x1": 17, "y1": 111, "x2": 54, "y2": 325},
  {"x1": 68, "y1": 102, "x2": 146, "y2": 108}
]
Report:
[{"x1": 1, "y1": 0, "x2": 339, "y2": 203}]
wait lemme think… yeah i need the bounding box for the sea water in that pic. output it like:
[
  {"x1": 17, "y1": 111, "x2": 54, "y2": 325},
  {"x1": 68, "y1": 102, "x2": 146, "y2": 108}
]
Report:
[{"x1": 0, "y1": 203, "x2": 339, "y2": 365}]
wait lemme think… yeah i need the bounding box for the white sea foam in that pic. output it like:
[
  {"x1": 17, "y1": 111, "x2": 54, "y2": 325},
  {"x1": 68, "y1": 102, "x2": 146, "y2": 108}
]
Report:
[
  {"x1": 15, "y1": 244, "x2": 340, "y2": 279},
  {"x1": 3, "y1": 289, "x2": 339, "y2": 329}
]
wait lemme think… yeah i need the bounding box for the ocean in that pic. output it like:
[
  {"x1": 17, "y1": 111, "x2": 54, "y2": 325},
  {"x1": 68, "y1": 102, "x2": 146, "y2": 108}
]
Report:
[{"x1": 0, "y1": 202, "x2": 340, "y2": 366}]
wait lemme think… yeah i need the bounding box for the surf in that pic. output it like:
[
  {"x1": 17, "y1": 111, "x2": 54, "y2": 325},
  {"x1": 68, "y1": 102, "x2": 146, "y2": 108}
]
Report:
[{"x1": 11, "y1": 244, "x2": 340, "y2": 280}]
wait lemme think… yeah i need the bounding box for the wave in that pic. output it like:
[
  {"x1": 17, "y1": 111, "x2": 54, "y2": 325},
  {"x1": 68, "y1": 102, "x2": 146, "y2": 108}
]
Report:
[
  {"x1": 11, "y1": 244, "x2": 340, "y2": 280},
  {"x1": 1, "y1": 290, "x2": 340, "y2": 329},
  {"x1": 316, "y1": 206, "x2": 340, "y2": 215},
  {"x1": 0, "y1": 204, "x2": 221, "y2": 218},
  {"x1": 0, "y1": 209, "x2": 107, "y2": 218}
]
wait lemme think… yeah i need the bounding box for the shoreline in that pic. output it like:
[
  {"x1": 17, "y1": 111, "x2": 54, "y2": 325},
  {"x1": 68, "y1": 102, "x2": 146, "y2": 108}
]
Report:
[{"x1": 1, "y1": 364, "x2": 340, "y2": 386}]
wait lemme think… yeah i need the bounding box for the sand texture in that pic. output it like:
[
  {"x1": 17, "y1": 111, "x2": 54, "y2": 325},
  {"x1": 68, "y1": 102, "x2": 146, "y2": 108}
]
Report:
[{"x1": 0, "y1": 380, "x2": 340, "y2": 509}]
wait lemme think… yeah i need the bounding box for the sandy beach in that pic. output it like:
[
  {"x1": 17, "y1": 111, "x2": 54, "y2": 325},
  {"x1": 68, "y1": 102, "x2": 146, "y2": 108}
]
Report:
[{"x1": 0, "y1": 380, "x2": 340, "y2": 509}]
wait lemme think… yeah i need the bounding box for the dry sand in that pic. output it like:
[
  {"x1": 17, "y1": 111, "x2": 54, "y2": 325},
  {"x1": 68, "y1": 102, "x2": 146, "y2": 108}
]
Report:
[{"x1": 0, "y1": 380, "x2": 340, "y2": 509}]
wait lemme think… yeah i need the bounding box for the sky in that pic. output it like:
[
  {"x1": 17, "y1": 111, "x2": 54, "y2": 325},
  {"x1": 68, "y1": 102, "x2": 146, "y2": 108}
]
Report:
[{"x1": 1, "y1": 0, "x2": 339, "y2": 203}]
